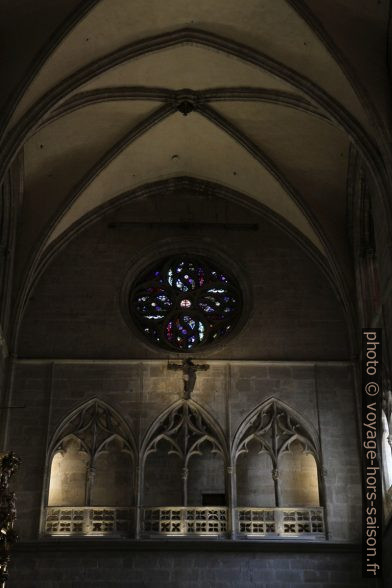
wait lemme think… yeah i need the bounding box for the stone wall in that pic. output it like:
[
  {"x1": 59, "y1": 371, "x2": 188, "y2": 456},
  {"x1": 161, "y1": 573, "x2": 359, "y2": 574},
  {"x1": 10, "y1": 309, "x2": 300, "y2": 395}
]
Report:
[
  {"x1": 6, "y1": 188, "x2": 367, "y2": 586},
  {"x1": 8, "y1": 543, "x2": 379, "y2": 588},
  {"x1": 6, "y1": 359, "x2": 360, "y2": 543},
  {"x1": 17, "y1": 190, "x2": 350, "y2": 361}
]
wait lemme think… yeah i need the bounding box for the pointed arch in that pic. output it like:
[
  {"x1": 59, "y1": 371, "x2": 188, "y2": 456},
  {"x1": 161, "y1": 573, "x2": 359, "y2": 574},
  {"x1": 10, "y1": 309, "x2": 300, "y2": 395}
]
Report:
[
  {"x1": 45, "y1": 398, "x2": 137, "y2": 514},
  {"x1": 48, "y1": 397, "x2": 137, "y2": 461},
  {"x1": 233, "y1": 397, "x2": 322, "y2": 508},
  {"x1": 141, "y1": 399, "x2": 228, "y2": 465},
  {"x1": 141, "y1": 399, "x2": 228, "y2": 508},
  {"x1": 232, "y1": 396, "x2": 320, "y2": 464}
]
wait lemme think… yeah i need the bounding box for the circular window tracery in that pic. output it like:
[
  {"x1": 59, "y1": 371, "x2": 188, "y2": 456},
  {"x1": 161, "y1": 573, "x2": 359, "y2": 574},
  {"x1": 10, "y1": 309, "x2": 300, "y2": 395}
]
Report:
[{"x1": 130, "y1": 256, "x2": 242, "y2": 351}]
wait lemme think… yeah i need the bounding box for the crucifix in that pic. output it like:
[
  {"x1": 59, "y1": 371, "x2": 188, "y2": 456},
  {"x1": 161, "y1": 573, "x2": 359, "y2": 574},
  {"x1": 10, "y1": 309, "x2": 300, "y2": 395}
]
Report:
[{"x1": 167, "y1": 358, "x2": 209, "y2": 399}]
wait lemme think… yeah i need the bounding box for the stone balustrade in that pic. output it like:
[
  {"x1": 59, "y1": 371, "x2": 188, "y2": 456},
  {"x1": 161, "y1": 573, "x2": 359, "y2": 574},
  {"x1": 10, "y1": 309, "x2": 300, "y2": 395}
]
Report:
[
  {"x1": 45, "y1": 507, "x2": 134, "y2": 536},
  {"x1": 237, "y1": 507, "x2": 325, "y2": 539},
  {"x1": 45, "y1": 505, "x2": 325, "y2": 540}
]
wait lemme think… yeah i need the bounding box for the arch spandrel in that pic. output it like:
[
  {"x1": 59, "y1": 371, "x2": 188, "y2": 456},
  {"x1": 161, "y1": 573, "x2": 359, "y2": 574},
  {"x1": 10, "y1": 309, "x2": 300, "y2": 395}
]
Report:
[
  {"x1": 141, "y1": 399, "x2": 228, "y2": 466},
  {"x1": 49, "y1": 398, "x2": 137, "y2": 461},
  {"x1": 232, "y1": 397, "x2": 320, "y2": 465}
]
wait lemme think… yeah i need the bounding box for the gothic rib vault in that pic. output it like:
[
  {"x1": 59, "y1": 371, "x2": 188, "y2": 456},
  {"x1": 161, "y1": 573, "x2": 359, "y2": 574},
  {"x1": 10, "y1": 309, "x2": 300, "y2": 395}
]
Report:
[
  {"x1": 0, "y1": 0, "x2": 390, "y2": 358},
  {"x1": 1, "y1": 2, "x2": 392, "y2": 587}
]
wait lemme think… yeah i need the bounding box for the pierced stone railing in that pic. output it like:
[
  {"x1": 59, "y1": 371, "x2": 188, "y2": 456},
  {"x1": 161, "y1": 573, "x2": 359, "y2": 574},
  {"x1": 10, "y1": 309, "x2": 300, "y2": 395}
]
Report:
[
  {"x1": 142, "y1": 507, "x2": 228, "y2": 536},
  {"x1": 45, "y1": 507, "x2": 134, "y2": 536},
  {"x1": 236, "y1": 507, "x2": 325, "y2": 539},
  {"x1": 45, "y1": 505, "x2": 325, "y2": 539}
]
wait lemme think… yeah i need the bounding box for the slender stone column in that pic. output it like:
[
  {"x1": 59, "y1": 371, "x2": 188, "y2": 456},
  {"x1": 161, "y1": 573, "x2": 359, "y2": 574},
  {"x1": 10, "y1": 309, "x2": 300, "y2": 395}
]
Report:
[
  {"x1": 182, "y1": 467, "x2": 188, "y2": 507},
  {"x1": 272, "y1": 468, "x2": 280, "y2": 507},
  {"x1": 135, "y1": 464, "x2": 142, "y2": 539},
  {"x1": 85, "y1": 465, "x2": 96, "y2": 507},
  {"x1": 226, "y1": 465, "x2": 236, "y2": 539}
]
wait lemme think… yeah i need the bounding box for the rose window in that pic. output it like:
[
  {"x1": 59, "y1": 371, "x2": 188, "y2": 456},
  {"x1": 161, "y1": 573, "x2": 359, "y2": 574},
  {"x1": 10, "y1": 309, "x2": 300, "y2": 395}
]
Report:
[{"x1": 130, "y1": 256, "x2": 242, "y2": 351}]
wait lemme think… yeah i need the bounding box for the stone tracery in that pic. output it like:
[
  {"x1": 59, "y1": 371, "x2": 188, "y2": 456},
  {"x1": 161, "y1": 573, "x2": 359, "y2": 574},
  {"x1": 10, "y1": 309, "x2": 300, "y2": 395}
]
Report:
[
  {"x1": 130, "y1": 256, "x2": 242, "y2": 351},
  {"x1": 44, "y1": 397, "x2": 324, "y2": 539}
]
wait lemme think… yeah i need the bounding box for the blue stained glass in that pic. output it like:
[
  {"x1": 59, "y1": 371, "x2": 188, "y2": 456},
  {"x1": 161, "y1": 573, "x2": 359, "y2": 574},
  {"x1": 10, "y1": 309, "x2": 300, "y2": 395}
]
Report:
[
  {"x1": 176, "y1": 278, "x2": 188, "y2": 291},
  {"x1": 132, "y1": 255, "x2": 241, "y2": 351},
  {"x1": 145, "y1": 314, "x2": 164, "y2": 320}
]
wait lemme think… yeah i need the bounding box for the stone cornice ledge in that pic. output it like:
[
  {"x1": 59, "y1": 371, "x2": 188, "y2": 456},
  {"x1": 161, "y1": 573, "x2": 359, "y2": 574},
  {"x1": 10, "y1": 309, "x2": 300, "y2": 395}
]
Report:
[
  {"x1": 15, "y1": 359, "x2": 355, "y2": 366},
  {"x1": 14, "y1": 539, "x2": 361, "y2": 554}
]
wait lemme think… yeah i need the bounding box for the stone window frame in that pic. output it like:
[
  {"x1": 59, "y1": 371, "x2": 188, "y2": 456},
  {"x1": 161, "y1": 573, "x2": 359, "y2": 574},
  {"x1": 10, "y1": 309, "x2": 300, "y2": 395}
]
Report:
[
  {"x1": 130, "y1": 255, "x2": 243, "y2": 353},
  {"x1": 382, "y1": 390, "x2": 392, "y2": 519},
  {"x1": 119, "y1": 236, "x2": 253, "y2": 357}
]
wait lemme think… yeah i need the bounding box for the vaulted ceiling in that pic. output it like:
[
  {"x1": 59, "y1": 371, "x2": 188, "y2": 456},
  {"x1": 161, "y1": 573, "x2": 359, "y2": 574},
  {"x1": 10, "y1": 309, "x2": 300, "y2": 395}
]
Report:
[{"x1": 1, "y1": 0, "x2": 391, "y2": 350}]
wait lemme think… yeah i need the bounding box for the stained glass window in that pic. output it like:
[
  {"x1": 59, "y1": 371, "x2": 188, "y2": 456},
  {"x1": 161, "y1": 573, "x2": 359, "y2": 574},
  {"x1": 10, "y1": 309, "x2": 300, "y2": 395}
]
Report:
[{"x1": 130, "y1": 256, "x2": 242, "y2": 351}]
